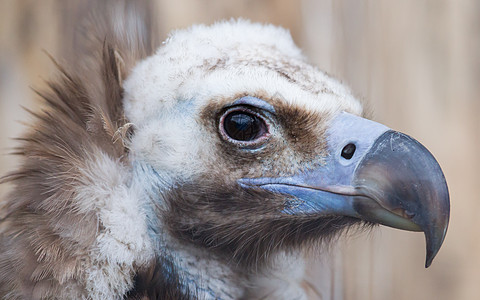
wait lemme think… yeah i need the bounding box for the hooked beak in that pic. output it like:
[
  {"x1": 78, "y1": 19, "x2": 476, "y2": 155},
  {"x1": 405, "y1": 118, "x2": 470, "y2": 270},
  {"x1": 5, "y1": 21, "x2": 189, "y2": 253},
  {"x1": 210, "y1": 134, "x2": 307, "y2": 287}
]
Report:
[{"x1": 239, "y1": 112, "x2": 450, "y2": 267}]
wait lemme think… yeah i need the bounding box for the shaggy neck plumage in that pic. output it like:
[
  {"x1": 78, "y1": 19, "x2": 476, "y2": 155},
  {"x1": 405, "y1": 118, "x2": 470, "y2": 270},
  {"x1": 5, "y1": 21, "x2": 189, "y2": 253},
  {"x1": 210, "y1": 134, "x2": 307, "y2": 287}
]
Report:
[{"x1": 131, "y1": 162, "x2": 246, "y2": 299}]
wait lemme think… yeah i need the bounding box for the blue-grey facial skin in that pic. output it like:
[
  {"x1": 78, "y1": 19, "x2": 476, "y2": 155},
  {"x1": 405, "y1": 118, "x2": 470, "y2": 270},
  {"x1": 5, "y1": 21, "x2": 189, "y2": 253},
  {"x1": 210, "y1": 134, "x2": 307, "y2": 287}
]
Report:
[
  {"x1": 231, "y1": 96, "x2": 276, "y2": 114},
  {"x1": 239, "y1": 112, "x2": 450, "y2": 267}
]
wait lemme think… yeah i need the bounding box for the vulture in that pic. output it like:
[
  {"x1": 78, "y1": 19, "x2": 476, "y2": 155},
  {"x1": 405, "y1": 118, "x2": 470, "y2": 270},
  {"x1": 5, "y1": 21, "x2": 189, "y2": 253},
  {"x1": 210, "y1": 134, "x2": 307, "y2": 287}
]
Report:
[{"x1": 0, "y1": 15, "x2": 449, "y2": 300}]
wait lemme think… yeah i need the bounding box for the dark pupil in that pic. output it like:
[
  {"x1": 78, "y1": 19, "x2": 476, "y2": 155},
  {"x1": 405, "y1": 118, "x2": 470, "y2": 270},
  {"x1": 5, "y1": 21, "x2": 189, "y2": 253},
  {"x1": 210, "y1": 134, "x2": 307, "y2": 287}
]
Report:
[
  {"x1": 341, "y1": 143, "x2": 356, "y2": 159},
  {"x1": 224, "y1": 112, "x2": 261, "y2": 141}
]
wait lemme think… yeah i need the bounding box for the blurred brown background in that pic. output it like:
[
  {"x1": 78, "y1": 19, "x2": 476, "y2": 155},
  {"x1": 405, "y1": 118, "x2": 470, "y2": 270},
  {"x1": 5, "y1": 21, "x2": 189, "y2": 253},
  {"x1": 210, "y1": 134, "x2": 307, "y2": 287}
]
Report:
[{"x1": 0, "y1": 1, "x2": 478, "y2": 299}]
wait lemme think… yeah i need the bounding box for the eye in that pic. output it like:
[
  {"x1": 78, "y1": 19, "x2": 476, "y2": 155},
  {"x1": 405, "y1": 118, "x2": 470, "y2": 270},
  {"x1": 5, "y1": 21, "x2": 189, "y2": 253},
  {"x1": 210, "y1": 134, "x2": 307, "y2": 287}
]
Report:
[{"x1": 220, "y1": 108, "x2": 269, "y2": 144}]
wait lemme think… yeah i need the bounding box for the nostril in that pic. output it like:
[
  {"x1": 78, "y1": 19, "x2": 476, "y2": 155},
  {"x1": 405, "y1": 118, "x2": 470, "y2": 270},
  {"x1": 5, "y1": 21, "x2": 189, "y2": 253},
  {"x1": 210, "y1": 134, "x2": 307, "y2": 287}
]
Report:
[{"x1": 341, "y1": 143, "x2": 356, "y2": 159}]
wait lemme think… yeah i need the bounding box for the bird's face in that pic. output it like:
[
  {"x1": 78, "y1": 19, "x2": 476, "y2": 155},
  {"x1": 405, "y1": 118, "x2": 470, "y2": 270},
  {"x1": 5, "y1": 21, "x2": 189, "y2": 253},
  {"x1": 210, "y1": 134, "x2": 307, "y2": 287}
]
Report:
[{"x1": 123, "y1": 21, "x2": 449, "y2": 267}]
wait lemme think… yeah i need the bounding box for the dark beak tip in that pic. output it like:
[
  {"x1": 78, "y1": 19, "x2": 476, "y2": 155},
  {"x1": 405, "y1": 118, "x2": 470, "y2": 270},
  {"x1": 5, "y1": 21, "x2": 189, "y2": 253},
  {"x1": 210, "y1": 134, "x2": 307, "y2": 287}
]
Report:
[
  {"x1": 425, "y1": 250, "x2": 435, "y2": 268},
  {"x1": 424, "y1": 183, "x2": 450, "y2": 268},
  {"x1": 425, "y1": 259, "x2": 432, "y2": 268},
  {"x1": 424, "y1": 222, "x2": 449, "y2": 268},
  {"x1": 425, "y1": 245, "x2": 439, "y2": 268}
]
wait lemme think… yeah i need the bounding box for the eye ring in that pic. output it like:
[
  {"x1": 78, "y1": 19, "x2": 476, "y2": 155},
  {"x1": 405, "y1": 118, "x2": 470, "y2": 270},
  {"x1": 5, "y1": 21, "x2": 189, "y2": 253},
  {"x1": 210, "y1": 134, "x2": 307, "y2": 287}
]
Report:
[{"x1": 219, "y1": 106, "x2": 270, "y2": 148}]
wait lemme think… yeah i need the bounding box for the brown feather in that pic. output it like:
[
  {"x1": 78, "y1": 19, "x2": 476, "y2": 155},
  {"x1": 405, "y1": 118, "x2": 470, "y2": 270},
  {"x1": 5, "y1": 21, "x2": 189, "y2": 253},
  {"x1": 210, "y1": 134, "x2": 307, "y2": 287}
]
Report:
[
  {"x1": 126, "y1": 256, "x2": 195, "y2": 300},
  {"x1": 0, "y1": 2, "x2": 157, "y2": 298},
  {"x1": 163, "y1": 179, "x2": 366, "y2": 269}
]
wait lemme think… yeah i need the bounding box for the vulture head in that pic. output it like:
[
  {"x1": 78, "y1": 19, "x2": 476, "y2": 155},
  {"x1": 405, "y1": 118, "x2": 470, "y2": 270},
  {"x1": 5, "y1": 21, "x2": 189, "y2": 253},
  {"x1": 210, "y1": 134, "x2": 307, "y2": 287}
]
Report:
[{"x1": 0, "y1": 19, "x2": 449, "y2": 299}]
